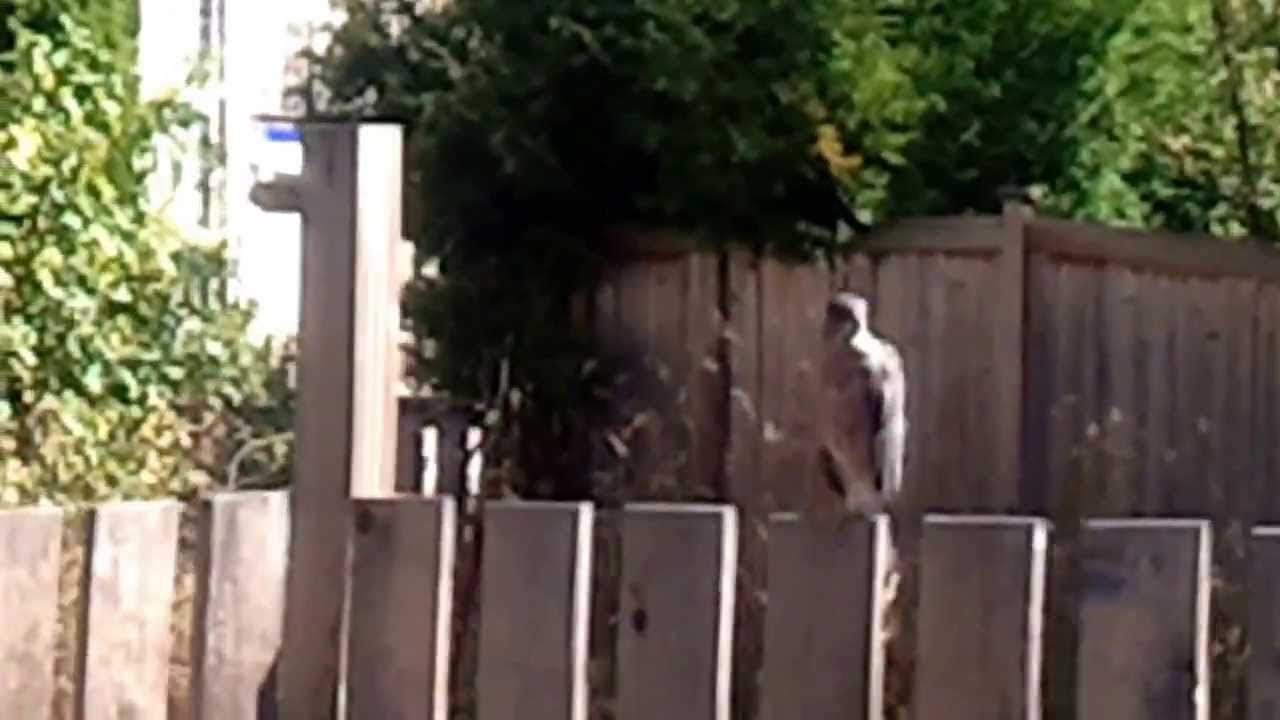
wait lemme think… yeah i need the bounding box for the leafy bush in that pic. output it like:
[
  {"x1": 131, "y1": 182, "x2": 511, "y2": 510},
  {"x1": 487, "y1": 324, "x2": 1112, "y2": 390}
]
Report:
[{"x1": 0, "y1": 4, "x2": 288, "y2": 505}]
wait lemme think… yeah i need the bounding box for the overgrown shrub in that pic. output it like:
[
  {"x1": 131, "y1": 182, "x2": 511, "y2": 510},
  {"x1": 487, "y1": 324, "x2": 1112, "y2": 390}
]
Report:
[{"x1": 0, "y1": 4, "x2": 290, "y2": 505}]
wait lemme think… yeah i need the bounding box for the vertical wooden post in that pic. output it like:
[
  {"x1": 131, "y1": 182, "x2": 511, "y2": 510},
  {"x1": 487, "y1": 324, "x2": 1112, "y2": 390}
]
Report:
[
  {"x1": 617, "y1": 503, "x2": 738, "y2": 720},
  {"x1": 1076, "y1": 519, "x2": 1211, "y2": 720},
  {"x1": 1250, "y1": 526, "x2": 1280, "y2": 716},
  {"x1": 347, "y1": 498, "x2": 457, "y2": 720},
  {"x1": 77, "y1": 500, "x2": 182, "y2": 720},
  {"x1": 997, "y1": 200, "x2": 1030, "y2": 509},
  {"x1": 0, "y1": 506, "x2": 63, "y2": 719},
  {"x1": 477, "y1": 502, "x2": 595, "y2": 720},
  {"x1": 250, "y1": 119, "x2": 405, "y2": 719},
  {"x1": 191, "y1": 490, "x2": 291, "y2": 720}
]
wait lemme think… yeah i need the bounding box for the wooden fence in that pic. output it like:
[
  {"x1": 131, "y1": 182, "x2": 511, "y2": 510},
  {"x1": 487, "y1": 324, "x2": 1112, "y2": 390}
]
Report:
[
  {"x1": 581, "y1": 208, "x2": 1280, "y2": 523},
  {"x1": 11, "y1": 493, "x2": 1280, "y2": 719}
]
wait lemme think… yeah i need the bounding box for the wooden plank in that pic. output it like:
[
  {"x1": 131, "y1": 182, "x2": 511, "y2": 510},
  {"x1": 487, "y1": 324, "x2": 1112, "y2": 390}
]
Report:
[
  {"x1": 1077, "y1": 264, "x2": 1103, "y2": 512},
  {"x1": 0, "y1": 506, "x2": 63, "y2": 718},
  {"x1": 346, "y1": 497, "x2": 457, "y2": 720},
  {"x1": 1223, "y1": 279, "x2": 1258, "y2": 523},
  {"x1": 1141, "y1": 275, "x2": 1176, "y2": 514},
  {"x1": 1076, "y1": 519, "x2": 1211, "y2": 720},
  {"x1": 758, "y1": 258, "x2": 831, "y2": 511},
  {"x1": 1175, "y1": 279, "x2": 1212, "y2": 514},
  {"x1": 759, "y1": 514, "x2": 889, "y2": 720},
  {"x1": 1020, "y1": 252, "x2": 1055, "y2": 512},
  {"x1": 862, "y1": 216, "x2": 1005, "y2": 256},
  {"x1": 1046, "y1": 259, "x2": 1082, "y2": 516},
  {"x1": 1258, "y1": 286, "x2": 1280, "y2": 518},
  {"x1": 617, "y1": 504, "x2": 737, "y2": 720},
  {"x1": 77, "y1": 500, "x2": 181, "y2": 720},
  {"x1": 724, "y1": 250, "x2": 761, "y2": 507},
  {"x1": 1099, "y1": 265, "x2": 1141, "y2": 513},
  {"x1": 921, "y1": 256, "x2": 950, "y2": 507},
  {"x1": 1249, "y1": 526, "x2": 1280, "y2": 716},
  {"x1": 191, "y1": 490, "x2": 290, "y2": 720},
  {"x1": 477, "y1": 502, "x2": 594, "y2": 720},
  {"x1": 683, "y1": 251, "x2": 728, "y2": 500},
  {"x1": 1027, "y1": 217, "x2": 1280, "y2": 283},
  {"x1": 992, "y1": 202, "x2": 1029, "y2": 512},
  {"x1": 350, "y1": 122, "x2": 406, "y2": 500},
  {"x1": 913, "y1": 515, "x2": 1049, "y2": 719}
]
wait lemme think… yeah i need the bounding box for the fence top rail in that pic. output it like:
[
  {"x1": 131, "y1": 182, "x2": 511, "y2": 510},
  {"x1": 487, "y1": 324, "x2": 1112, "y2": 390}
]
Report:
[
  {"x1": 860, "y1": 215, "x2": 1004, "y2": 256},
  {"x1": 1026, "y1": 216, "x2": 1280, "y2": 282},
  {"x1": 854, "y1": 213, "x2": 1280, "y2": 283}
]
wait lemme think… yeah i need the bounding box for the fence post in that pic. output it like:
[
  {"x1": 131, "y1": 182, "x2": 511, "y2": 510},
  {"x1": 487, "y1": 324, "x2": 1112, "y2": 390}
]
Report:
[
  {"x1": 617, "y1": 503, "x2": 738, "y2": 720},
  {"x1": 1076, "y1": 519, "x2": 1211, "y2": 719},
  {"x1": 759, "y1": 513, "x2": 890, "y2": 720},
  {"x1": 998, "y1": 199, "x2": 1031, "y2": 509},
  {"x1": 250, "y1": 119, "x2": 405, "y2": 719},
  {"x1": 914, "y1": 514, "x2": 1049, "y2": 719},
  {"x1": 0, "y1": 506, "x2": 63, "y2": 719}
]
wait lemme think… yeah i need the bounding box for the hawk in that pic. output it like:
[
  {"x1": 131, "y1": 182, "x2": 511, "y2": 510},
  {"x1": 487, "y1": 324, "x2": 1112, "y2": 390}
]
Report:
[{"x1": 818, "y1": 291, "x2": 907, "y2": 518}]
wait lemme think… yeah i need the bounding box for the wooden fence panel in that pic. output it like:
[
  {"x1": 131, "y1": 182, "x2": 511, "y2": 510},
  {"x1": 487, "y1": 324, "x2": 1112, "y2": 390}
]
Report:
[
  {"x1": 759, "y1": 514, "x2": 888, "y2": 720},
  {"x1": 191, "y1": 490, "x2": 290, "y2": 720},
  {"x1": 594, "y1": 250, "x2": 723, "y2": 502},
  {"x1": 0, "y1": 506, "x2": 63, "y2": 718},
  {"x1": 725, "y1": 251, "x2": 761, "y2": 508},
  {"x1": 477, "y1": 502, "x2": 594, "y2": 720},
  {"x1": 1259, "y1": 286, "x2": 1280, "y2": 518},
  {"x1": 347, "y1": 497, "x2": 457, "y2": 720},
  {"x1": 913, "y1": 515, "x2": 1049, "y2": 719},
  {"x1": 77, "y1": 500, "x2": 181, "y2": 720},
  {"x1": 1023, "y1": 223, "x2": 1271, "y2": 520},
  {"x1": 872, "y1": 251, "x2": 1006, "y2": 511},
  {"x1": 617, "y1": 504, "x2": 737, "y2": 720},
  {"x1": 1075, "y1": 519, "x2": 1210, "y2": 720},
  {"x1": 756, "y1": 259, "x2": 831, "y2": 511}
]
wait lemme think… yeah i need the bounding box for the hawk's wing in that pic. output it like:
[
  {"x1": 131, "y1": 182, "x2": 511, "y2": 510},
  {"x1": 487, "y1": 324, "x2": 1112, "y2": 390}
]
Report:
[{"x1": 870, "y1": 338, "x2": 906, "y2": 500}]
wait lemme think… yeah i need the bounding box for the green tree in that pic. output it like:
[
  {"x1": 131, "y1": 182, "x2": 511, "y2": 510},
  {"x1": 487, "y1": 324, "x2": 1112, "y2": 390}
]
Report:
[
  {"x1": 0, "y1": 5, "x2": 288, "y2": 505},
  {"x1": 1046, "y1": 0, "x2": 1280, "y2": 241}
]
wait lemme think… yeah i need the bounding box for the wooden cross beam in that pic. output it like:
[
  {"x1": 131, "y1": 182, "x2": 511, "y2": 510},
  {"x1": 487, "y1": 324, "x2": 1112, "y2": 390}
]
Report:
[{"x1": 249, "y1": 119, "x2": 405, "y2": 719}]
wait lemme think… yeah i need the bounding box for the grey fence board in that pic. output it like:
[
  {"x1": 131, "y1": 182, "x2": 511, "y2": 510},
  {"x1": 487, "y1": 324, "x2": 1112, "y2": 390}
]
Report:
[
  {"x1": 477, "y1": 501, "x2": 594, "y2": 720},
  {"x1": 0, "y1": 506, "x2": 63, "y2": 719},
  {"x1": 759, "y1": 514, "x2": 889, "y2": 720},
  {"x1": 347, "y1": 497, "x2": 457, "y2": 720},
  {"x1": 191, "y1": 490, "x2": 291, "y2": 720},
  {"x1": 617, "y1": 503, "x2": 738, "y2": 720}
]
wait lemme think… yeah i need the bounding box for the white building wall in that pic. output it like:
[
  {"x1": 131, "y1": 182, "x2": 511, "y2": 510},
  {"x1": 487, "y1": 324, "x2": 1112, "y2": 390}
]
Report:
[{"x1": 137, "y1": 0, "x2": 340, "y2": 342}]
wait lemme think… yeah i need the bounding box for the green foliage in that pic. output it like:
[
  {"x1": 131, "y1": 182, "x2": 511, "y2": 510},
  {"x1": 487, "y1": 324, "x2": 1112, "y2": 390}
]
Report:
[
  {"x1": 304, "y1": 0, "x2": 948, "y2": 493},
  {"x1": 886, "y1": 0, "x2": 1139, "y2": 216},
  {"x1": 302, "y1": 0, "x2": 1155, "y2": 493},
  {"x1": 0, "y1": 5, "x2": 286, "y2": 505},
  {"x1": 1045, "y1": 0, "x2": 1280, "y2": 241}
]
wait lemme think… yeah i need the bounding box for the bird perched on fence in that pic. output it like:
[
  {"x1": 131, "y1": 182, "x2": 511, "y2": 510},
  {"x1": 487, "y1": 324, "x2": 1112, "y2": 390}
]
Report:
[{"x1": 818, "y1": 291, "x2": 907, "y2": 519}]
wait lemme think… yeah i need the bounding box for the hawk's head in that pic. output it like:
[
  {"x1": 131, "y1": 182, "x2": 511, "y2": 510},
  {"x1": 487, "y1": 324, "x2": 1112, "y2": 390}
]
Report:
[{"x1": 824, "y1": 291, "x2": 870, "y2": 344}]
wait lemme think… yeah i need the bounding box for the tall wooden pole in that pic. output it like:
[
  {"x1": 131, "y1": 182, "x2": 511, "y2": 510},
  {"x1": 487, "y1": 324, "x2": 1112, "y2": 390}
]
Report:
[{"x1": 249, "y1": 119, "x2": 404, "y2": 719}]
